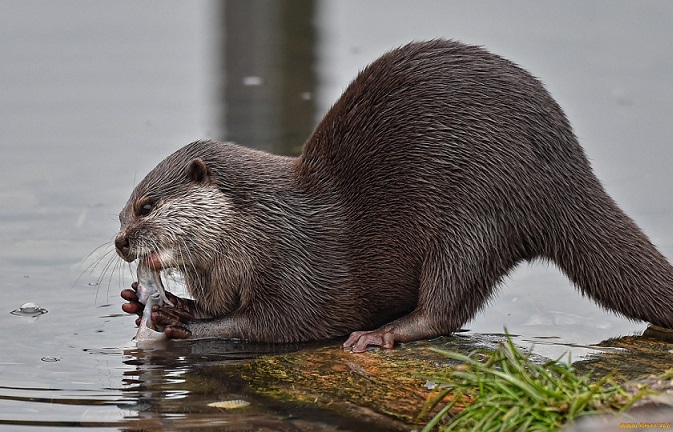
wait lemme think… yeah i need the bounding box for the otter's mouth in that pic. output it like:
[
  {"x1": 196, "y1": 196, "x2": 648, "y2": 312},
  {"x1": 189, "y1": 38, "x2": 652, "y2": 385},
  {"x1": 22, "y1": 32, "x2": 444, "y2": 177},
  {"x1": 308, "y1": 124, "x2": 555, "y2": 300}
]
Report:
[
  {"x1": 143, "y1": 252, "x2": 163, "y2": 270},
  {"x1": 141, "y1": 249, "x2": 180, "y2": 271}
]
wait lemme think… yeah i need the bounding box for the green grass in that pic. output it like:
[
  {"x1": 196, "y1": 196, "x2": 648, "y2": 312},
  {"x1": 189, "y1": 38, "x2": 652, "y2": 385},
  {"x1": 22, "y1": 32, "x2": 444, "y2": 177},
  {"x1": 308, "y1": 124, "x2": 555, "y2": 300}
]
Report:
[{"x1": 421, "y1": 335, "x2": 646, "y2": 431}]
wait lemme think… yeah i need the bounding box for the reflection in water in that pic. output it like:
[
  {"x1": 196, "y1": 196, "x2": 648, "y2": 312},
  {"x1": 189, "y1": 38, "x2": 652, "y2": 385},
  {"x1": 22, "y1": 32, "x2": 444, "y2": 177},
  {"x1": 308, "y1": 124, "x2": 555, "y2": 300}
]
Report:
[
  {"x1": 117, "y1": 339, "x2": 397, "y2": 431},
  {"x1": 218, "y1": 0, "x2": 317, "y2": 156}
]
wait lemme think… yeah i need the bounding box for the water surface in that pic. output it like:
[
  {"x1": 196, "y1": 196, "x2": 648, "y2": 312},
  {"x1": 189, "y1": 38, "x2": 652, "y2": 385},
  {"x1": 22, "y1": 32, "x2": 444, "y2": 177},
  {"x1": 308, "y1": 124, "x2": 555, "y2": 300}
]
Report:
[{"x1": 1, "y1": 1, "x2": 672, "y2": 429}]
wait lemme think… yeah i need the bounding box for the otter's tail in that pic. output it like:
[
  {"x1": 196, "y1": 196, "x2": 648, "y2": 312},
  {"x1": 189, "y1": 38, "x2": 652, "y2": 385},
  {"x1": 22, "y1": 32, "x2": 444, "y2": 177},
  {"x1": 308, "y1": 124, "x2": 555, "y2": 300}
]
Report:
[{"x1": 548, "y1": 186, "x2": 673, "y2": 328}]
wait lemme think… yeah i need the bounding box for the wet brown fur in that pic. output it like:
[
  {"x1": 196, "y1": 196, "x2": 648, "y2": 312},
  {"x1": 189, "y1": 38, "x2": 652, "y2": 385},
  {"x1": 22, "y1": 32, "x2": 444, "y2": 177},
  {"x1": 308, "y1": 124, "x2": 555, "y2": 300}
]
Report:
[{"x1": 116, "y1": 39, "x2": 673, "y2": 344}]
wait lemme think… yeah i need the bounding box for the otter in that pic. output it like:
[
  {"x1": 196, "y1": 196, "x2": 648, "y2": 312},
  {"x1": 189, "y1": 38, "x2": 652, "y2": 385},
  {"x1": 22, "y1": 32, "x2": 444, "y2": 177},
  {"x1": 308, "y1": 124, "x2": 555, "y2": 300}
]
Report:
[{"x1": 117, "y1": 39, "x2": 673, "y2": 352}]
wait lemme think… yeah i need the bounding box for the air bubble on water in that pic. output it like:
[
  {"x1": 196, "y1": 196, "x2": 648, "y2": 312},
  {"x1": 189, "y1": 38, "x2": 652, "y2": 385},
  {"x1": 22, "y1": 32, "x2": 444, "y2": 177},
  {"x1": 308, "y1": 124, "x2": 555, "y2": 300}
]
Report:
[{"x1": 10, "y1": 302, "x2": 48, "y2": 317}]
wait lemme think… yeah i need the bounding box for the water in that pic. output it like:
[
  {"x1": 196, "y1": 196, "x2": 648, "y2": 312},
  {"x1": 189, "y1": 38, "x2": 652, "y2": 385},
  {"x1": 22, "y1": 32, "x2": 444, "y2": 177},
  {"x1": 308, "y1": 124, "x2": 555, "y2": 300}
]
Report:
[{"x1": 1, "y1": 1, "x2": 672, "y2": 429}]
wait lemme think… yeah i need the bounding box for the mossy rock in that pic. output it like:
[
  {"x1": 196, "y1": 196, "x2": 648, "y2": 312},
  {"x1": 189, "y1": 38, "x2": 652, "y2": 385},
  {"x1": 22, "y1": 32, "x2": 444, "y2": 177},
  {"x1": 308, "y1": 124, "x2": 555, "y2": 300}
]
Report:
[{"x1": 202, "y1": 332, "x2": 673, "y2": 430}]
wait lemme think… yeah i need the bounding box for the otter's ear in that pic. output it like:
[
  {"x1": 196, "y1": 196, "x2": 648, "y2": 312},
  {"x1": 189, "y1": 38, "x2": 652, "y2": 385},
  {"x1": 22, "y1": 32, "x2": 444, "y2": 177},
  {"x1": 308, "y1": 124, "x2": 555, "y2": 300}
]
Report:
[{"x1": 187, "y1": 158, "x2": 211, "y2": 184}]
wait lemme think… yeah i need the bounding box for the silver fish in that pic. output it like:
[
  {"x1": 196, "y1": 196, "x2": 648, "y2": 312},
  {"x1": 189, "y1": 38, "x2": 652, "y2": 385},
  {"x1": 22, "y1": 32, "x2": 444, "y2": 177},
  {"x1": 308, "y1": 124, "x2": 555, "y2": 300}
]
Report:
[{"x1": 134, "y1": 264, "x2": 173, "y2": 347}]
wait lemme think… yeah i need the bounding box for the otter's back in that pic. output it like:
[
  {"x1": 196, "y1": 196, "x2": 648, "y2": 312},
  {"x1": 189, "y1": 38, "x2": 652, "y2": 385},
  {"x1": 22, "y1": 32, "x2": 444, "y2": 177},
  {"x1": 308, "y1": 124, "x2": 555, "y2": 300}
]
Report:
[{"x1": 300, "y1": 40, "x2": 589, "y2": 230}]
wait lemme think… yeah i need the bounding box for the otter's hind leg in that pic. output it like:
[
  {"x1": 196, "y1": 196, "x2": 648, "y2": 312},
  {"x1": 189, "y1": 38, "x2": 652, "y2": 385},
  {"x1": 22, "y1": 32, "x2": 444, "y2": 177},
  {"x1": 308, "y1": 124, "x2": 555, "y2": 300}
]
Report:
[{"x1": 343, "y1": 234, "x2": 516, "y2": 352}]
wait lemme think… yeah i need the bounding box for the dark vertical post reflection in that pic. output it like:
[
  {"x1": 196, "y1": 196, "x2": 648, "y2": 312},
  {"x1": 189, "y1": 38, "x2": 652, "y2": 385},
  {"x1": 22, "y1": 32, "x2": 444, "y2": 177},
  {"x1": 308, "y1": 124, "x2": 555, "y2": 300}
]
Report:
[{"x1": 218, "y1": 0, "x2": 316, "y2": 156}]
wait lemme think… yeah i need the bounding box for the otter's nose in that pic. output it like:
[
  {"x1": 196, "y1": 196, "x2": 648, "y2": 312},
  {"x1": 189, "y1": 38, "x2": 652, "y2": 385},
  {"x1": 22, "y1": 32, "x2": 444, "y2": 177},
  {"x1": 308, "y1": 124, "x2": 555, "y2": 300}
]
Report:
[{"x1": 115, "y1": 234, "x2": 132, "y2": 262}]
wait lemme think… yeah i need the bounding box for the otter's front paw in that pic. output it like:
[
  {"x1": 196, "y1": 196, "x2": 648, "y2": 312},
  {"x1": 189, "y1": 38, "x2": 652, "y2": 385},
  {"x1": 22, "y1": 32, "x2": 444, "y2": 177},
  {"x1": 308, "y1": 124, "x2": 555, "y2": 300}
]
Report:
[
  {"x1": 342, "y1": 329, "x2": 396, "y2": 353},
  {"x1": 151, "y1": 303, "x2": 195, "y2": 339},
  {"x1": 164, "y1": 324, "x2": 192, "y2": 339},
  {"x1": 121, "y1": 282, "x2": 143, "y2": 327},
  {"x1": 163, "y1": 292, "x2": 199, "y2": 315}
]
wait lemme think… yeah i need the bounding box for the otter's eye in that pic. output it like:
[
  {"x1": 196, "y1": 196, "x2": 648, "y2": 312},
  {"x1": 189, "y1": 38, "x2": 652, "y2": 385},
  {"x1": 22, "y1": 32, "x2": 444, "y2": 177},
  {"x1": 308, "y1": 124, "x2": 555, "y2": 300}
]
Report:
[
  {"x1": 137, "y1": 201, "x2": 155, "y2": 217},
  {"x1": 139, "y1": 203, "x2": 153, "y2": 217}
]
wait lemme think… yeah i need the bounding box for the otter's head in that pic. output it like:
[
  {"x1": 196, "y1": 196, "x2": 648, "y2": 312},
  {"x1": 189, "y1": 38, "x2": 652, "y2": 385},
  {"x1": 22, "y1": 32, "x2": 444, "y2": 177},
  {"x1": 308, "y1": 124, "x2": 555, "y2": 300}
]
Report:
[{"x1": 115, "y1": 144, "x2": 235, "y2": 272}]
